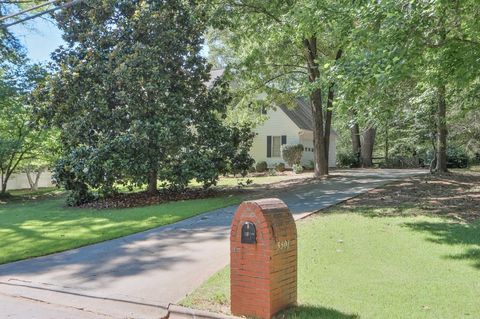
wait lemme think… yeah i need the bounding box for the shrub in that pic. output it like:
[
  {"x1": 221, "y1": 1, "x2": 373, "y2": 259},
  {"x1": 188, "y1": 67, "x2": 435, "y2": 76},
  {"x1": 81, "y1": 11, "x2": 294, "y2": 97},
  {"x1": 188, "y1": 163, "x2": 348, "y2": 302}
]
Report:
[
  {"x1": 268, "y1": 168, "x2": 277, "y2": 176},
  {"x1": 255, "y1": 161, "x2": 268, "y2": 172},
  {"x1": 337, "y1": 152, "x2": 359, "y2": 168},
  {"x1": 447, "y1": 148, "x2": 469, "y2": 168},
  {"x1": 275, "y1": 162, "x2": 286, "y2": 172},
  {"x1": 384, "y1": 156, "x2": 420, "y2": 169},
  {"x1": 292, "y1": 163, "x2": 303, "y2": 174},
  {"x1": 304, "y1": 160, "x2": 314, "y2": 170},
  {"x1": 282, "y1": 144, "x2": 304, "y2": 166}
]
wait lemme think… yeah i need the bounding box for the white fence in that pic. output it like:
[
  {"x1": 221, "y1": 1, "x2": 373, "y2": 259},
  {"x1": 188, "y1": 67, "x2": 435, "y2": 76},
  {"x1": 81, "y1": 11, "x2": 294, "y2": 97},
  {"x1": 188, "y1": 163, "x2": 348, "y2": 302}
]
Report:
[{"x1": 5, "y1": 171, "x2": 55, "y2": 191}]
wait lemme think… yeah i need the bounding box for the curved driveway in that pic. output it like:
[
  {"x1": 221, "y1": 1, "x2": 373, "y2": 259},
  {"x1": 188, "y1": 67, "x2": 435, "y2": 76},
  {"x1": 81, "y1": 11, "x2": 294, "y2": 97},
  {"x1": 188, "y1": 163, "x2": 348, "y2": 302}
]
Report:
[{"x1": 0, "y1": 169, "x2": 425, "y2": 319}]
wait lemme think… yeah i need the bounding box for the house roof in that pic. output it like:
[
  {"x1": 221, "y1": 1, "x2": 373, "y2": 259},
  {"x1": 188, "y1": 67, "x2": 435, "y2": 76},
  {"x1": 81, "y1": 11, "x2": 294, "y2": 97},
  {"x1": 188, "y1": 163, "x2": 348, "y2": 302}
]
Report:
[
  {"x1": 206, "y1": 69, "x2": 225, "y2": 88},
  {"x1": 278, "y1": 98, "x2": 313, "y2": 131},
  {"x1": 206, "y1": 70, "x2": 336, "y2": 135},
  {"x1": 278, "y1": 98, "x2": 338, "y2": 136}
]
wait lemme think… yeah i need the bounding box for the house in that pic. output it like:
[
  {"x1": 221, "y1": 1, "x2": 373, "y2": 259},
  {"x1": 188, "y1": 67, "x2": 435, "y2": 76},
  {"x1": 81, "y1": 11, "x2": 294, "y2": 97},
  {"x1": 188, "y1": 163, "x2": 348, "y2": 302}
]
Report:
[
  {"x1": 249, "y1": 99, "x2": 337, "y2": 168},
  {"x1": 206, "y1": 69, "x2": 337, "y2": 168}
]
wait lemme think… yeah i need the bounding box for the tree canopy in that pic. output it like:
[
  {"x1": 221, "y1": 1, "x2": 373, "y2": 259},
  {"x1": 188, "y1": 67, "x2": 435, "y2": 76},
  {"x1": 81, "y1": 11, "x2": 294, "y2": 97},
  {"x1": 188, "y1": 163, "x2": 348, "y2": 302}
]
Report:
[{"x1": 48, "y1": 0, "x2": 253, "y2": 205}]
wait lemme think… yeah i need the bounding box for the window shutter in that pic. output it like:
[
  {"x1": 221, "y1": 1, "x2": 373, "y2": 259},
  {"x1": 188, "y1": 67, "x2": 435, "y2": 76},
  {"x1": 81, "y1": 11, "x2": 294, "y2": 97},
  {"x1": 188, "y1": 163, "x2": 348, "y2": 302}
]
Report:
[
  {"x1": 267, "y1": 136, "x2": 272, "y2": 158},
  {"x1": 281, "y1": 135, "x2": 287, "y2": 145}
]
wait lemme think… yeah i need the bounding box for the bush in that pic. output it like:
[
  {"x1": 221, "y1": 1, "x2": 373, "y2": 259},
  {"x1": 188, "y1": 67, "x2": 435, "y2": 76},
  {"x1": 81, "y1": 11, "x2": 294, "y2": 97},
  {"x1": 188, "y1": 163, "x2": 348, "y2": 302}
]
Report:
[
  {"x1": 304, "y1": 160, "x2": 314, "y2": 170},
  {"x1": 384, "y1": 156, "x2": 420, "y2": 169},
  {"x1": 275, "y1": 162, "x2": 286, "y2": 172},
  {"x1": 230, "y1": 150, "x2": 255, "y2": 177},
  {"x1": 447, "y1": 148, "x2": 469, "y2": 168},
  {"x1": 255, "y1": 161, "x2": 268, "y2": 172},
  {"x1": 282, "y1": 144, "x2": 304, "y2": 166},
  {"x1": 337, "y1": 152, "x2": 359, "y2": 168},
  {"x1": 292, "y1": 163, "x2": 303, "y2": 174}
]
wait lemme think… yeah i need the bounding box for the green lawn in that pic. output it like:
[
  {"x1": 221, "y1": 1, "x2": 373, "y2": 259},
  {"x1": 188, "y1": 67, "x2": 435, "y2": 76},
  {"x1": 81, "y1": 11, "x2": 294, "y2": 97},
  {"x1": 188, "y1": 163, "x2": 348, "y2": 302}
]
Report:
[
  {"x1": 182, "y1": 212, "x2": 480, "y2": 318},
  {"x1": 0, "y1": 192, "x2": 240, "y2": 264}
]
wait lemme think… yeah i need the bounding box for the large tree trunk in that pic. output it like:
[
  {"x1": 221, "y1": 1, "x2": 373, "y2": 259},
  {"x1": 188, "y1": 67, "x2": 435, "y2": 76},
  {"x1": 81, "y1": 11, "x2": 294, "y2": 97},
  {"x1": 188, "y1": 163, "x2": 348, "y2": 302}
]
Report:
[
  {"x1": 384, "y1": 124, "x2": 389, "y2": 162},
  {"x1": 323, "y1": 49, "x2": 343, "y2": 167},
  {"x1": 1, "y1": 172, "x2": 8, "y2": 195},
  {"x1": 349, "y1": 109, "x2": 361, "y2": 158},
  {"x1": 303, "y1": 37, "x2": 328, "y2": 177},
  {"x1": 147, "y1": 169, "x2": 158, "y2": 194},
  {"x1": 361, "y1": 127, "x2": 376, "y2": 168},
  {"x1": 351, "y1": 123, "x2": 361, "y2": 155},
  {"x1": 311, "y1": 90, "x2": 328, "y2": 176},
  {"x1": 26, "y1": 167, "x2": 44, "y2": 191},
  {"x1": 324, "y1": 88, "x2": 333, "y2": 168},
  {"x1": 436, "y1": 84, "x2": 448, "y2": 172}
]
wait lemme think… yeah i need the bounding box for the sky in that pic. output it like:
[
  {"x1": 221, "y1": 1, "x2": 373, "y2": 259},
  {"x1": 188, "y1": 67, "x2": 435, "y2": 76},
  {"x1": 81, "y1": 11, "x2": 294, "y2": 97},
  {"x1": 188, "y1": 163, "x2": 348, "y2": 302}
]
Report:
[
  {"x1": 8, "y1": 16, "x2": 210, "y2": 63},
  {"x1": 10, "y1": 17, "x2": 65, "y2": 63}
]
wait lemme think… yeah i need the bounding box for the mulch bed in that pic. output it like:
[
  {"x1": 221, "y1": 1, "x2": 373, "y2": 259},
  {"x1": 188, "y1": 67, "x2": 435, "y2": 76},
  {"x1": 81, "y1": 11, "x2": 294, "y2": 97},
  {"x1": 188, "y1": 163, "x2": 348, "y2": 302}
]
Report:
[
  {"x1": 79, "y1": 188, "x2": 249, "y2": 209},
  {"x1": 343, "y1": 170, "x2": 480, "y2": 222}
]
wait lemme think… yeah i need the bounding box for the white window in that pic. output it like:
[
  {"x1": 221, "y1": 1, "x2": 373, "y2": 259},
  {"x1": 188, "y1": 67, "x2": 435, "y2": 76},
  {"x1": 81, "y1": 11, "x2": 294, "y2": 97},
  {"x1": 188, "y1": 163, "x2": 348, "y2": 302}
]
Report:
[{"x1": 272, "y1": 136, "x2": 281, "y2": 157}]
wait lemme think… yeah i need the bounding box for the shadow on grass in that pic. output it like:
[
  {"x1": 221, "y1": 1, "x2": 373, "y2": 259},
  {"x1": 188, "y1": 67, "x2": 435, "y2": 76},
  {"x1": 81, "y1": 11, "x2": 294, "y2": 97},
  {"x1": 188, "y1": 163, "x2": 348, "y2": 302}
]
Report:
[
  {"x1": 404, "y1": 221, "x2": 480, "y2": 269},
  {"x1": 276, "y1": 305, "x2": 359, "y2": 319}
]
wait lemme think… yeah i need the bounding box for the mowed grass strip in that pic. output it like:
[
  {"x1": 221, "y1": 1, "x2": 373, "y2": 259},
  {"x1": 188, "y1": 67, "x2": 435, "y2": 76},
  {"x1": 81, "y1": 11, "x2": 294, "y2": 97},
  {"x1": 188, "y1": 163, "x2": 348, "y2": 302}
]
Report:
[
  {"x1": 182, "y1": 212, "x2": 480, "y2": 318},
  {"x1": 0, "y1": 193, "x2": 240, "y2": 264}
]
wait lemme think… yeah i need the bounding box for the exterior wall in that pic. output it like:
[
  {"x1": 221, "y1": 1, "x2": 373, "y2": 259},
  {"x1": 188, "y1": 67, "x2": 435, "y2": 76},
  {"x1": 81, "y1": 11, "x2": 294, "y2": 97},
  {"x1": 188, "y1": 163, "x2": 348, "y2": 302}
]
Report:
[
  {"x1": 250, "y1": 108, "x2": 337, "y2": 168},
  {"x1": 250, "y1": 108, "x2": 301, "y2": 167},
  {"x1": 299, "y1": 131, "x2": 337, "y2": 168},
  {"x1": 5, "y1": 171, "x2": 54, "y2": 191}
]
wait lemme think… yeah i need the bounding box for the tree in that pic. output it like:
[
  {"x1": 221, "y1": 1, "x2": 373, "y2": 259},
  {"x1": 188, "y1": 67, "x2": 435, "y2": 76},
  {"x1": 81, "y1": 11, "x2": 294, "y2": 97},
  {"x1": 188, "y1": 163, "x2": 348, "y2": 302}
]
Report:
[
  {"x1": 0, "y1": 61, "x2": 51, "y2": 194},
  {"x1": 207, "y1": 1, "x2": 354, "y2": 177},
  {"x1": 49, "y1": 0, "x2": 253, "y2": 205},
  {"x1": 341, "y1": 0, "x2": 480, "y2": 173}
]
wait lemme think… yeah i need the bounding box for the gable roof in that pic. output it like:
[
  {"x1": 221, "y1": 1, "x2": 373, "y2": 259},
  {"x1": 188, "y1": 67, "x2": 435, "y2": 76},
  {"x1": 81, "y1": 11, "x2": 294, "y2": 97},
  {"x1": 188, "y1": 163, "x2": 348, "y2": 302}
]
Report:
[
  {"x1": 206, "y1": 69, "x2": 225, "y2": 88},
  {"x1": 278, "y1": 98, "x2": 338, "y2": 136},
  {"x1": 278, "y1": 98, "x2": 313, "y2": 131}
]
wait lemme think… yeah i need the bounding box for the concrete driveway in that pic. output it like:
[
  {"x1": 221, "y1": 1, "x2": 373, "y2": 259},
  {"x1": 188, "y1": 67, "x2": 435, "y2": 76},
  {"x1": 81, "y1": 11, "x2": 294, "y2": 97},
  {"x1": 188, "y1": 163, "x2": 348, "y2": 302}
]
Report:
[{"x1": 0, "y1": 169, "x2": 425, "y2": 319}]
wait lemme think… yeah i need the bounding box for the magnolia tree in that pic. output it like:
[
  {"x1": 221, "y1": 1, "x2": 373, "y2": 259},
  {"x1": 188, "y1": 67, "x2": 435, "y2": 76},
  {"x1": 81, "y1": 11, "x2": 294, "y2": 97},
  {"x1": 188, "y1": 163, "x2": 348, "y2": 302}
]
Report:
[{"x1": 48, "y1": 0, "x2": 253, "y2": 205}]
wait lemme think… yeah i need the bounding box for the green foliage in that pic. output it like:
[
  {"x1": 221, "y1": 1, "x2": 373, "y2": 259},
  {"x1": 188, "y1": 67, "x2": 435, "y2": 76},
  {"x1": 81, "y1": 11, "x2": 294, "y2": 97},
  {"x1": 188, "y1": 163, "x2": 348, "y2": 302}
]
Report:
[
  {"x1": 302, "y1": 160, "x2": 315, "y2": 171},
  {"x1": 337, "y1": 152, "x2": 359, "y2": 168},
  {"x1": 447, "y1": 148, "x2": 469, "y2": 169},
  {"x1": 282, "y1": 144, "x2": 304, "y2": 166},
  {"x1": 255, "y1": 161, "x2": 268, "y2": 173},
  {"x1": 337, "y1": 1, "x2": 480, "y2": 172},
  {"x1": 292, "y1": 163, "x2": 304, "y2": 174},
  {"x1": 275, "y1": 162, "x2": 286, "y2": 172},
  {"x1": 48, "y1": 0, "x2": 253, "y2": 204},
  {"x1": 0, "y1": 62, "x2": 51, "y2": 193}
]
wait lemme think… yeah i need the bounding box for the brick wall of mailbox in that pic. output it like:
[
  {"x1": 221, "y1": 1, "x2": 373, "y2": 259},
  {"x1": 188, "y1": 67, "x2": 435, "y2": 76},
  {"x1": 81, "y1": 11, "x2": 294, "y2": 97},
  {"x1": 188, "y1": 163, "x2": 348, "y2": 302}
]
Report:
[{"x1": 230, "y1": 198, "x2": 297, "y2": 319}]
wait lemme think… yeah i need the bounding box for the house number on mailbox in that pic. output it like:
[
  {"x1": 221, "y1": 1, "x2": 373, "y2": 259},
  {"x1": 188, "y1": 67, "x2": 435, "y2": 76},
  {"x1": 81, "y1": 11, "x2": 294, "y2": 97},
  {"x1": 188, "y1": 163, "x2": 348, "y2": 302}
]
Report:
[{"x1": 241, "y1": 222, "x2": 256, "y2": 244}]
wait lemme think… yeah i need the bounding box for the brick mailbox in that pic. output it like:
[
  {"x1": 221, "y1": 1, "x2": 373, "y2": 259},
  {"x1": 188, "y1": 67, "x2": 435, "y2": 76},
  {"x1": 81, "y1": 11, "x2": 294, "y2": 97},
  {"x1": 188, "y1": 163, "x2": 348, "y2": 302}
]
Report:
[{"x1": 230, "y1": 198, "x2": 297, "y2": 319}]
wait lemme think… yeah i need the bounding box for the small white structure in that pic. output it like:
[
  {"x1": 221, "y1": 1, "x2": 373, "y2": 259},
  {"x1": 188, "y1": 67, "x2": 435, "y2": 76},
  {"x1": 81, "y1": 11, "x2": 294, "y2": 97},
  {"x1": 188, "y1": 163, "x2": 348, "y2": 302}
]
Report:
[{"x1": 250, "y1": 99, "x2": 337, "y2": 168}]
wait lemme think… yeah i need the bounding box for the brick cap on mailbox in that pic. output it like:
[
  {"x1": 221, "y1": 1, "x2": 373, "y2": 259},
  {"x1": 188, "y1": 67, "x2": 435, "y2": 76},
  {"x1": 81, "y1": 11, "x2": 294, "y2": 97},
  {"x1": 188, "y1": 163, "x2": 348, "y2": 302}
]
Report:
[{"x1": 230, "y1": 198, "x2": 297, "y2": 319}]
